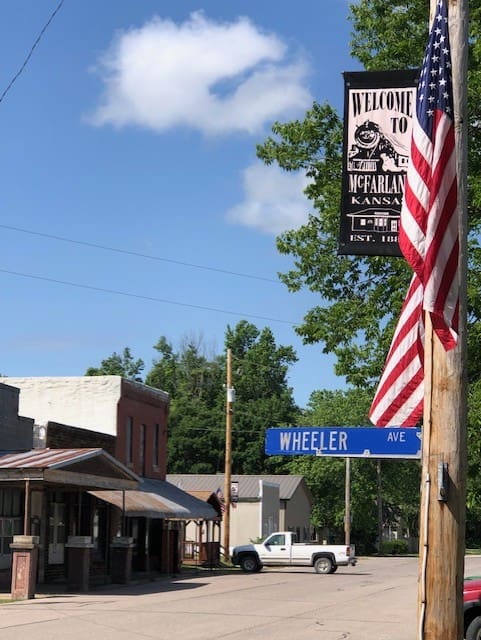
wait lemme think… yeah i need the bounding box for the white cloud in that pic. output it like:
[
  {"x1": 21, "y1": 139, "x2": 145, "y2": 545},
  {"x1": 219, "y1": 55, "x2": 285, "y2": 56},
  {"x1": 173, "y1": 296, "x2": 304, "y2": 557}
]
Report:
[
  {"x1": 87, "y1": 12, "x2": 312, "y2": 135},
  {"x1": 226, "y1": 162, "x2": 311, "y2": 235}
]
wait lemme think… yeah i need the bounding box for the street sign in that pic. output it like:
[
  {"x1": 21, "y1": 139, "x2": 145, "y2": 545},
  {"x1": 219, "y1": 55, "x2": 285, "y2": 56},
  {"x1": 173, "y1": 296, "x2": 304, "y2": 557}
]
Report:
[{"x1": 265, "y1": 426, "x2": 421, "y2": 459}]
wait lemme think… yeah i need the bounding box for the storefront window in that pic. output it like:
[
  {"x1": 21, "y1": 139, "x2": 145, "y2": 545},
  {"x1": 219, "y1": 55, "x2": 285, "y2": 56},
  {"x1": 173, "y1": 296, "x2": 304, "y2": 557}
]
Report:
[{"x1": 0, "y1": 517, "x2": 23, "y2": 555}]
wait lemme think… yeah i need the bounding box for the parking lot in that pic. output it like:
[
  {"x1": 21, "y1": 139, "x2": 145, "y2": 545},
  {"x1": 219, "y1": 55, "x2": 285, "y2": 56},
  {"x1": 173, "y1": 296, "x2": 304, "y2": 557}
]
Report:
[{"x1": 1, "y1": 555, "x2": 481, "y2": 640}]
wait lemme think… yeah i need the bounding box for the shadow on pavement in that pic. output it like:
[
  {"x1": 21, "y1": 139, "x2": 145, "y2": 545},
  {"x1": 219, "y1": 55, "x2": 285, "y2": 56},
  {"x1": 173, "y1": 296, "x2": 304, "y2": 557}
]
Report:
[{"x1": 1, "y1": 566, "x2": 242, "y2": 602}]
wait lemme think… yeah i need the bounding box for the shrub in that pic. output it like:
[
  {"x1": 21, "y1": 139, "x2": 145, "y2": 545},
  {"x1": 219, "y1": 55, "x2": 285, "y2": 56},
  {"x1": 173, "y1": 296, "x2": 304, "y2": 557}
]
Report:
[{"x1": 380, "y1": 539, "x2": 409, "y2": 555}]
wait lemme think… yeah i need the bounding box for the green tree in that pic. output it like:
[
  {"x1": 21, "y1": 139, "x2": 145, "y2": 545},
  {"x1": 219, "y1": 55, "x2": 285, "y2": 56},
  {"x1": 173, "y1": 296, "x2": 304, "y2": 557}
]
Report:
[
  {"x1": 145, "y1": 323, "x2": 299, "y2": 474},
  {"x1": 303, "y1": 388, "x2": 373, "y2": 426},
  {"x1": 147, "y1": 336, "x2": 225, "y2": 473},
  {"x1": 85, "y1": 347, "x2": 144, "y2": 381},
  {"x1": 144, "y1": 336, "x2": 179, "y2": 396},
  {"x1": 378, "y1": 459, "x2": 421, "y2": 542},
  {"x1": 257, "y1": 103, "x2": 411, "y2": 387},
  {"x1": 225, "y1": 321, "x2": 299, "y2": 473},
  {"x1": 466, "y1": 380, "x2": 481, "y2": 545},
  {"x1": 256, "y1": 0, "x2": 481, "y2": 386}
]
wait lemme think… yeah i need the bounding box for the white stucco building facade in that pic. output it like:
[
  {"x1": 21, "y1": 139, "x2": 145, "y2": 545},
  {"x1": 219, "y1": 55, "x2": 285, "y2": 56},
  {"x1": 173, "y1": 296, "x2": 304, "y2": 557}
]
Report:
[{"x1": 0, "y1": 376, "x2": 124, "y2": 435}]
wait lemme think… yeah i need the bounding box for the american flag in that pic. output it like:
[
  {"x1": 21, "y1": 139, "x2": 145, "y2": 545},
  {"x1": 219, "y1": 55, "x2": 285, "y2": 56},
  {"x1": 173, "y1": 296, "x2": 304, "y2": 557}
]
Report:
[
  {"x1": 216, "y1": 487, "x2": 226, "y2": 513},
  {"x1": 369, "y1": 0, "x2": 458, "y2": 427}
]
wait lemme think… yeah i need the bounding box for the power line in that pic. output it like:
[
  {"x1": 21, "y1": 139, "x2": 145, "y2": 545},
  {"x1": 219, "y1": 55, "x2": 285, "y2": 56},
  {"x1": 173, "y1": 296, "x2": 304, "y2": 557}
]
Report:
[
  {"x1": 0, "y1": 0, "x2": 65, "y2": 105},
  {"x1": 0, "y1": 267, "x2": 299, "y2": 326},
  {"x1": 0, "y1": 223, "x2": 281, "y2": 284}
]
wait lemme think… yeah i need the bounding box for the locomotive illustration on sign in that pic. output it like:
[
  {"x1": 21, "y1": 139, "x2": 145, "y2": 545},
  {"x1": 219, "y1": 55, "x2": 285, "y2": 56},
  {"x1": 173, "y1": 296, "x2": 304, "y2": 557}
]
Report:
[{"x1": 348, "y1": 120, "x2": 409, "y2": 174}]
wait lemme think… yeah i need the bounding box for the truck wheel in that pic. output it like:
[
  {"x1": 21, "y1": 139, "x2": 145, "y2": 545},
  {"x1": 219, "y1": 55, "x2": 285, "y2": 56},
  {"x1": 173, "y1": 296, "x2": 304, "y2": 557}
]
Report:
[
  {"x1": 314, "y1": 556, "x2": 334, "y2": 574},
  {"x1": 467, "y1": 616, "x2": 481, "y2": 640},
  {"x1": 240, "y1": 554, "x2": 260, "y2": 573}
]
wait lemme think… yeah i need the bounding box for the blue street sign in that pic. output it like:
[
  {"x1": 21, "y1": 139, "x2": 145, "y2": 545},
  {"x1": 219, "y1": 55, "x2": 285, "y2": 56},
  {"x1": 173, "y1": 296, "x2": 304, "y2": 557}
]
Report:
[{"x1": 265, "y1": 426, "x2": 421, "y2": 459}]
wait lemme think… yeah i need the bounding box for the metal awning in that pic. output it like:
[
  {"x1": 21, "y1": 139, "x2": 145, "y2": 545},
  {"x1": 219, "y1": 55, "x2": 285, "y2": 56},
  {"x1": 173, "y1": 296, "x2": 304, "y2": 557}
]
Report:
[
  {"x1": 89, "y1": 489, "x2": 182, "y2": 518},
  {"x1": 89, "y1": 478, "x2": 218, "y2": 520},
  {"x1": 0, "y1": 448, "x2": 139, "y2": 490}
]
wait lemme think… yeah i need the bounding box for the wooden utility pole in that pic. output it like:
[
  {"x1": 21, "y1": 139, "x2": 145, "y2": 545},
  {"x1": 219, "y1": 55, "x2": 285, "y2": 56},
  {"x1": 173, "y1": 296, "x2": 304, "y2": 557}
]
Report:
[
  {"x1": 417, "y1": 1, "x2": 468, "y2": 638},
  {"x1": 223, "y1": 348, "x2": 234, "y2": 561}
]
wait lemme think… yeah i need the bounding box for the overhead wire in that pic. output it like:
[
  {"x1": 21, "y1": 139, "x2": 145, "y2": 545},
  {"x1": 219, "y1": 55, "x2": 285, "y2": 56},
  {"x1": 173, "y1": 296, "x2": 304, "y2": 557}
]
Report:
[
  {"x1": 0, "y1": 223, "x2": 280, "y2": 284},
  {"x1": 0, "y1": 1, "x2": 301, "y2": 328},
  {"x1": 0, "y1": 224, "x2": 301, "y2": 325},
  {"x1": 0, "y1": 267, "x2": 299, "y2": 326},
  {"x1": 0, "y1": 224, "x2": 299, "y2": 325},
  {"x1": 0, "y1": 0, "x2": 65, "y2": 104}
]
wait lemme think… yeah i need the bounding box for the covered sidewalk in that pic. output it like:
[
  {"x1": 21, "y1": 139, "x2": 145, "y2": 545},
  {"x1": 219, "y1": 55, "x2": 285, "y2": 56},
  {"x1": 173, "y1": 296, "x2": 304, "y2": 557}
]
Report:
[
  {"x1": 0, "y1": 447, "x2": 139, "y2": 597},
  {"x1": 89, "y1": 478, "x2": 222, "y2": 571}
]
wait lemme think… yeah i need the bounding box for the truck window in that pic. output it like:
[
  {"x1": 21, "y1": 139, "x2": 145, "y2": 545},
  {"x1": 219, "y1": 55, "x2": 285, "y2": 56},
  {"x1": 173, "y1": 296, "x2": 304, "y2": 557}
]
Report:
[{"x1": 266, "y1": 534, "x2": 286, "y2": 546}]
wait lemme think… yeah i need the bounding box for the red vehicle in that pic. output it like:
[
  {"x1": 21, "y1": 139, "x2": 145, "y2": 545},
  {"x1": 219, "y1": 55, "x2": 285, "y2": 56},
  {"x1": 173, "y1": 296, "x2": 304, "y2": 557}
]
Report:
[{"x1": 464, "y1": 578, "x2": 481, "y2": 639}]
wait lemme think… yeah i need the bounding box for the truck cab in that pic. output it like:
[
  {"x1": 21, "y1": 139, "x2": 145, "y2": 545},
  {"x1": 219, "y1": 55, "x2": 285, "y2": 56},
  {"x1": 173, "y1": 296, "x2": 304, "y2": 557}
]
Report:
[{"x1": 259, "y1": 532, "x2": 295, "y2": 564}]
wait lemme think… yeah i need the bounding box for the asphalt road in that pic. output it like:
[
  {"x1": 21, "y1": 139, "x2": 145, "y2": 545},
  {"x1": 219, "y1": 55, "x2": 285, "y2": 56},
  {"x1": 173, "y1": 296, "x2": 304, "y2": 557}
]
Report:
[{"x1": 2, "y1": 556, "x2": 481, "y2": 640}]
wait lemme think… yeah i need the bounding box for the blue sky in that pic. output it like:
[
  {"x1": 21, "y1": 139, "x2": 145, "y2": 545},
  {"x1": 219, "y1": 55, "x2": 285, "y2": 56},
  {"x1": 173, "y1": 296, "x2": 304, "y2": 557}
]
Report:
[{"x1": 0, "y1": 0, "x2": 361, "y2": 408}]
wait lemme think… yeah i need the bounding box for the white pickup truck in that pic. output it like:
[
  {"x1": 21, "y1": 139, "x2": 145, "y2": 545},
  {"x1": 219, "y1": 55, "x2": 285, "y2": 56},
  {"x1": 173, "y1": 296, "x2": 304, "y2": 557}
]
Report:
[{"x1": 231, "y1": 531, "x2": 357, "y2": 574}]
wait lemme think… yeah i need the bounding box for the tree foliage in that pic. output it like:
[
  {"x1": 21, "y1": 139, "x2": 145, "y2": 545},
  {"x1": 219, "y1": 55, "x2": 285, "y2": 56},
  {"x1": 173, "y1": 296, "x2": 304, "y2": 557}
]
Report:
[
  {"x1": 88, "y1": 325, "x2": 298, "y2": 474},
  {"x1": 257, "y1": 0, "x2": 481, "y2": 387},
  {"x1": 85, "y1": 347, "x2": 144, "y2": 381},
  {"x1": 466, "y1": 380, "x2": 481, "y2": 544},
  {"x1": 349, "y1": 1, "x2": 429, "y2": 70},
  {"x1": 302, "y1": 388, "x2": 373, "y2": 426},
  {"x1": 145, "y1": 322, "x2": 299, "y2": 474},
  {"x1": 146, "y1": 335, "x2": 225, "y2": 473},
  {"x1": 225, "y1": 321, "x2": 299, "y2": 473},
  {"x1": 258, "y1": 103, "x2": 411, "y2": 387}
]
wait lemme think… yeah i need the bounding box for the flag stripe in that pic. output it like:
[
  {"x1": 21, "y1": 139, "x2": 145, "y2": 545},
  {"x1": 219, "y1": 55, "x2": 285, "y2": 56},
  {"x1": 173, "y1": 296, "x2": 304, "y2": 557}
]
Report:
[{"x1": 369, "y1": 277, "x2": 424, "y2": 426}]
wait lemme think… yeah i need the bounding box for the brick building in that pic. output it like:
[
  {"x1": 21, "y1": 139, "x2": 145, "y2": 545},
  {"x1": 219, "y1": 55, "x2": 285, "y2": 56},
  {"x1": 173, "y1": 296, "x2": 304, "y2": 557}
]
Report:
[
  {"x1": 1, "y1": 376, "x2": 169, "y2": 479},
  {"x1": 0, "y1": 377, "x2": 219, "y2": 593},
  {"x1": 0, "y1": 381, "x2": 139, "y2": 591},
  {"x1": 35, "y1": 421, "x2": 116, "y2": 454}
]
